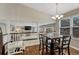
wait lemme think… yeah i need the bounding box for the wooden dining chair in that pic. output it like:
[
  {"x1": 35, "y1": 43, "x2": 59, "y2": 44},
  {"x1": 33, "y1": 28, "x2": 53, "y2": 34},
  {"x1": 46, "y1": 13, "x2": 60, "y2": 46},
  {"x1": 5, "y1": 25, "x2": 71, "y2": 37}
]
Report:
[
  {"x1": 39, "y1": 34, "x2": 53, "y2": 55},
  {"x1": 54, "y1": 36, "x2": 71, "y2": 55},
  {"x1": 53, "y1": 37, "x2": 61, "y2": 55},
  {"x1": 39, "y1": 34, "x2": 42, "y2": 54},
  {"x1": 39, "y1": 34, "x2": 47, "y2": 55},
  {"x1": 61, "y1": 36, "x2": 71, "y2": 55}
]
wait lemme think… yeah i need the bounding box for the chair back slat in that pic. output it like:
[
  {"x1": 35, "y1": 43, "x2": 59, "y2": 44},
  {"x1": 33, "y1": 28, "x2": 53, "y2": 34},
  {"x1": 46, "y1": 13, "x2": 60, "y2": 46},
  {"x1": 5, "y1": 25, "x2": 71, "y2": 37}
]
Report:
[{"x1": 62, "y1": 36, "x2": 71, "y2": 48}]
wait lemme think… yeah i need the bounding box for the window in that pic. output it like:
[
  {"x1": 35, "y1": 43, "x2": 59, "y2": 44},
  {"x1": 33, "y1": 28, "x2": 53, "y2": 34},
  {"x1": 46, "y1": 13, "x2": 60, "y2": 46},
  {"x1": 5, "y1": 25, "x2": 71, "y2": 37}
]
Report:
[
  {"x1": 73, "y1": 17, "x2": 79, "y2": 26},
  {"x1": 60, "y1": 28, "x2": 70, "y2": 35},
  {"x1": 61, "y1": 19, "x2": 70, "y2": 27},
  {"x1": 73, "y1": 27, "x2": 79, "y2": 37},
  {"x1": 60, "y1": 19, "x2": 70, "y2": 36},
  {"x1": 73, "y1": 16, "x2": 79, "y2": 37},
  {"x1": 60, "y1": 16, "x2": 79, "y2": 38}
]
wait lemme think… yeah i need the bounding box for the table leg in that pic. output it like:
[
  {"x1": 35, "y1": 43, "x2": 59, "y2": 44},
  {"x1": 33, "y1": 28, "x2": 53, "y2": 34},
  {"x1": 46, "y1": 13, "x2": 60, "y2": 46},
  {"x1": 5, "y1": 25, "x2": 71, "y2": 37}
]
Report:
[{"x1": 50, "y1": 40, "x2": 54, "y2": 55}]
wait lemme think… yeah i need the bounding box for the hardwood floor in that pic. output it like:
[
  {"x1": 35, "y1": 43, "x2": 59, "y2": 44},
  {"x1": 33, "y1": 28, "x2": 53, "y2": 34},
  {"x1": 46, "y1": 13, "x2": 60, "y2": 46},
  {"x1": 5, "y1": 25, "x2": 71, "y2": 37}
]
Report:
[
  {"x1": 17, "y1": 45, "x2": 79, "y2": 55},
  {"x1": 67, "y1": 47, "x2": 79, "y2": 55},
  {"x1": 55, "y1": 47, "x2": 79, "y2": 55},
  {"x1": 23, "y1": 45, "x2": 39, "y2": 55}
]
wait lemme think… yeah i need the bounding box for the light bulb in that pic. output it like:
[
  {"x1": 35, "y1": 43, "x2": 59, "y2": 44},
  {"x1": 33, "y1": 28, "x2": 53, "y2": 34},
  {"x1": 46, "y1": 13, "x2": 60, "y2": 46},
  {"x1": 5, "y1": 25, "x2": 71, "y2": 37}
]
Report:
[
  {"x1": 60, "y1": 15, "x2": 64, "y2": 18},
  {"x1": 51, "y1": 16, "x2": 56, "y2": 20},
  {"x1": 58, "y1": 17, "x2": 60, "y2": 19},
  {"x1": 56, "y1": 15, "x2": 59, "y2": 18}
]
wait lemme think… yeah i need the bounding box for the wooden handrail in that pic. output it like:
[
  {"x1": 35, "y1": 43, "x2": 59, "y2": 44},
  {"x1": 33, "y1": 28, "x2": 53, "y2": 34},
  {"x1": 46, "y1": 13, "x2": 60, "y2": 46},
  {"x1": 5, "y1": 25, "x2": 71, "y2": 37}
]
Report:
[
  {"x1": 10, "y1": 32, "x2": 37, "y2": 34},
  {"x1": 0, "y1": 32, "x2": 37, "y2": 36}
]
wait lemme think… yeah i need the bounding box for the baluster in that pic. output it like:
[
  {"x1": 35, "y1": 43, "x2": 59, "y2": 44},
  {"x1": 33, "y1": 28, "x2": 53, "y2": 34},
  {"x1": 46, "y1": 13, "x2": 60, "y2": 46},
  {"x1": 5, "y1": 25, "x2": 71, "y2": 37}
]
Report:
[
  {"x1": 15, "y1": 34, "x2": 17, "y2": 41},
  {"x1": 14, "y1": 34, "x2": 15, "y2": 41}
]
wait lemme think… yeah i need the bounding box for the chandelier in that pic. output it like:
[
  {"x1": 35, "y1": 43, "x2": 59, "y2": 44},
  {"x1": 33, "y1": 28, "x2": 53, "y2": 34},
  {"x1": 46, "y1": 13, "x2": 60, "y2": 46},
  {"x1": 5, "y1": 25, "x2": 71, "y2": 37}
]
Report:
[{"x1": 51, "y1": 3, "x2": 64, "y2": 20}]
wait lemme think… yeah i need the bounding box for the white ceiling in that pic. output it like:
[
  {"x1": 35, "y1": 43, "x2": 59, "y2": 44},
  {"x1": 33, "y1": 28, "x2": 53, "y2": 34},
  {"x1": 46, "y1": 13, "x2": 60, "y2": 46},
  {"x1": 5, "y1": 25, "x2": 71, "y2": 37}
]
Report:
[{"x1": 22, "y1": 3, "x2": 79, "y2": 15}]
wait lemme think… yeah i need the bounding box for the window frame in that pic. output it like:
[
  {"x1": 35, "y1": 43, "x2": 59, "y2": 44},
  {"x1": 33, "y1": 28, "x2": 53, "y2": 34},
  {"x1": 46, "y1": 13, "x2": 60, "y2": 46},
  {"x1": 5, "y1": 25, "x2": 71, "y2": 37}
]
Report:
[
  {"x1": 60, "y1": 15, "x2": 79, "y2": 39},
  {"x1": 60, "y1": 17, "x2": 71, "y2": 36},
  {"x1": 72, "y1": 16, "x2": 79, "y2": 39}
]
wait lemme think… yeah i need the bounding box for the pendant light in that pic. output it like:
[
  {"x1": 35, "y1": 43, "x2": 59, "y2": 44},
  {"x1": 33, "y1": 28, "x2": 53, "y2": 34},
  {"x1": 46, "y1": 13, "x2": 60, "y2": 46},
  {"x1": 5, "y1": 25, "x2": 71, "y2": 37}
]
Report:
[{"x1": 51, "y1": 3, "x2": 64, "y2": 20}]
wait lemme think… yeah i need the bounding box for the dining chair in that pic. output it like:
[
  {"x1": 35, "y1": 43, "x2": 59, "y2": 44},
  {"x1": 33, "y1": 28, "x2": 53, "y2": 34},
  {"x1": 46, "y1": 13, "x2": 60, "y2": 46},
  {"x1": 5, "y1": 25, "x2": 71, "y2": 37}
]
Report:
[
  {"x1": 61, "y1": 36, "x2": 71, "y2": 55},
  {"x1": 39, "y1": 34, "x2": 47, "y2": 55},
  {"x1": 39, "y1": 34, "x2": 53, "y2": 55},
  {"x1": 54, "y1": 36, "x2": 71, "y2": 55},
  {"x1": 53, "y1": 37, "x2": 61, "y2": 55}
]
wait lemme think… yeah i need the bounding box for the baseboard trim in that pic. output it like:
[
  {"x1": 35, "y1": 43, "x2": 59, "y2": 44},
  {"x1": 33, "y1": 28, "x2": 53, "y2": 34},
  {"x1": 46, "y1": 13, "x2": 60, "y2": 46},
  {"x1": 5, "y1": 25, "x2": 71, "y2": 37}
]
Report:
[{"x1": 70, "y1": 45, "x2": 79, "y2": 51}]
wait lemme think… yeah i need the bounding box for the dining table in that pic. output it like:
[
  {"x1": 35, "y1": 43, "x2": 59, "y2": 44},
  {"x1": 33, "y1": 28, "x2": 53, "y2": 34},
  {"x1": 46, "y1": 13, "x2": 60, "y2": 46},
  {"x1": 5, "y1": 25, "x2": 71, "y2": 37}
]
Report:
[{"x1": 39, "y1": 34, "x2": 63, "y2": 55}]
